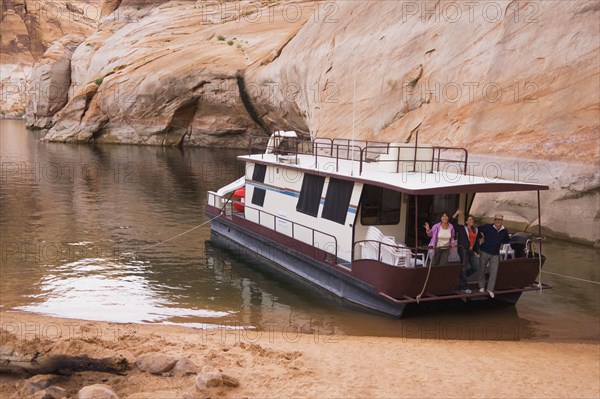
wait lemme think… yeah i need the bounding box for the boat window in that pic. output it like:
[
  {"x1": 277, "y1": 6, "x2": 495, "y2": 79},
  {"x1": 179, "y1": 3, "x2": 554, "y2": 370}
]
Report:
[
  {"x1": 252, "y1": 164, "x2": 267, "y2": 182},
  {"x1": 404, "y1": 194, "x2": 460, "y2": 248},
  {"x1": 360, "y1": 185, "x2": 401, "y2": 225},
  {"x1": 251, "y1": 187, "x2": 266, "y2": 206},
  {"x1": 322, "y1": 178, "x2": 354, "y2": 224},
  {"x1": 296, "y1": 174, "x2": 325, "y2": 217}
]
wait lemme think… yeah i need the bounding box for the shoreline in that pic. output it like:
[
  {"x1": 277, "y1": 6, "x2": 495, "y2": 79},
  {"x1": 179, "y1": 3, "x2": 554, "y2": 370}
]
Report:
[{"x1": 1, "y1": 310, "x2": 598, "y2": 398}]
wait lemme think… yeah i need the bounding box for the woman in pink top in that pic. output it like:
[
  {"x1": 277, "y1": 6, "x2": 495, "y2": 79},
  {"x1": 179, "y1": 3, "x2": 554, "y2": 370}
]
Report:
[{"x1": 424, "y1": 212, "x2": 456, "y2": 266}]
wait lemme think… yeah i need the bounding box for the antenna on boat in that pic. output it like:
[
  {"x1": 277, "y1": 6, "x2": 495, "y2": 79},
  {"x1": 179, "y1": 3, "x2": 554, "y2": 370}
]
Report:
[{"x1": 351, "y1": 58, "x2": 357, "y2": 176}]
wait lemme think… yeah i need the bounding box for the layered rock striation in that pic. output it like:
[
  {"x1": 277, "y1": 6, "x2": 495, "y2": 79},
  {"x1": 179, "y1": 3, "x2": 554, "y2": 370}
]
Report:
[
  {"x1": 0, "y1": 0, "x2": 97, "y2": 117},
  {"x1": 245, "y1": 0, "x2": 600, "y2": 244},
  {"x1": 3, "y1": 0, "x2": 599, "y2": 243},
  {"x1": 41, "y1": 0, "x2": 314, "y2": 146},
  {"x1": 25, "y1": 33, "x2": 85, "y2": 128}
]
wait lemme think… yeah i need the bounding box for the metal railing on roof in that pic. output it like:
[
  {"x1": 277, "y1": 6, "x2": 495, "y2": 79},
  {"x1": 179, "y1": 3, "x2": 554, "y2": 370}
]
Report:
[{"x1": 248, "y1": 136, "x2": 468, "y2": 176}]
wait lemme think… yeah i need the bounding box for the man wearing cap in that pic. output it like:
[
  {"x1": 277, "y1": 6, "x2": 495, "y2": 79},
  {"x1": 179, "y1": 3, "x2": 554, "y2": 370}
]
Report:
[{"x1": 477, "y1": 214, "x2": 511, "y2": 298}]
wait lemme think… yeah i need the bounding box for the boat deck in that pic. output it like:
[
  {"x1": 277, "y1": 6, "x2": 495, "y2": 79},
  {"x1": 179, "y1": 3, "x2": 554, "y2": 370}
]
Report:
[
  {"x1": 208, "y1": 204, "x2": 551, "y2": 308},
  {"x1": 381, "y1": 282, "x2": 551, "y2": 304}
]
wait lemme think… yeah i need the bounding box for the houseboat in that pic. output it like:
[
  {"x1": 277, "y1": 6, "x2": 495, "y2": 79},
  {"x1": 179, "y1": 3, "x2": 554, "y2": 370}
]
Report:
[{"x1": 205, "y1": 132, "x2": 550, "y2": 317}]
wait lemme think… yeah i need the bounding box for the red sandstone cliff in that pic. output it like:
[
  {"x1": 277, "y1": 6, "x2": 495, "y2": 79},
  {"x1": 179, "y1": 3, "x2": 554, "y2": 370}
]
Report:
[{"x1": 1, "y1": 0, "x2": 599, "y2": 243}]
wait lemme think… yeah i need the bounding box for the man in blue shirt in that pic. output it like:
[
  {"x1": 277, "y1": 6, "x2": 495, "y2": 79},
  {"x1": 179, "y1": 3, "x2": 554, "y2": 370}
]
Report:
[{"x1": 477, "y1": 214, "x2": 510, "y2": 298}]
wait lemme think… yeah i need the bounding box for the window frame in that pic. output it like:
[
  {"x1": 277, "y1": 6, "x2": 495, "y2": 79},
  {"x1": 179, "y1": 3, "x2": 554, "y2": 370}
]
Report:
[
  {"x1": 250, "y1": 163, "x2": 267, "y2": 207},
  {"x1": 296, "y1": 173, "x2": 325, "y2": 217},
  {"x1": 321, "y1": 178, "x2": 354, "y2": 224},
  {"x1": 360, "y1": 184, "x2": 401, "y2": 226}
]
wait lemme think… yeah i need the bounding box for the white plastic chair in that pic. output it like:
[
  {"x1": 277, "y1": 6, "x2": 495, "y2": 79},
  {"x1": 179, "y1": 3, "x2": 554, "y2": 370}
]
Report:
[
  {"x1": 360, "y1": 241, "x2": 379, "y2": 260},
  {"x1": 362, "y1": 226, "x2": 423, "y2": 267},
  {"x1": 500, "y1": 243, "x2": 515, "y2": 260}
]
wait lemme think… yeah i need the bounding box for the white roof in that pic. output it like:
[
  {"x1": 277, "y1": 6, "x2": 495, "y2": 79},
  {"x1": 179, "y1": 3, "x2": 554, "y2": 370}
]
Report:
[{"x1": 239, "y1": 153, "x2": 549, "y2": 194}]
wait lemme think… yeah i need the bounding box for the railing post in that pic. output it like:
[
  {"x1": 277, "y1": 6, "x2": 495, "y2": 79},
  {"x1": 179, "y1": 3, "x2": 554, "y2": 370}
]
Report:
[
  {"x1": 413, "y1": 130, "x2": 419, "y2": 172},
  {"x1": 414, "y1": 195, "x2": 419, "y2": 256},
  {"x1": 359, "y1": 147, "x2": 364, "y2": 175},
  {"x1": 537, "y1": 190, "x2": 543, "y2": 254}
]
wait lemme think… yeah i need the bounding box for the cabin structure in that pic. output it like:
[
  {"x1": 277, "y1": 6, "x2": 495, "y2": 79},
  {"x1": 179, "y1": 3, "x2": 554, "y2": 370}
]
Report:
[{"x1": 205, "y1": 133, "x2": 550, "y2": 317}]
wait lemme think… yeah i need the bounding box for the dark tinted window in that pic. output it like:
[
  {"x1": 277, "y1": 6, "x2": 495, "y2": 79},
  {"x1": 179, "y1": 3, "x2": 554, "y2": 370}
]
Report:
[
  {"x1": 360, "y1": 185, "x2": 401, "y2": 225},
  {"x1": 296, "y1": 174, "x2": 325, "y2": 217},
  {"x1": 252, "y1": 164, "x2": 267, "y2": 182},
  {"x1": 251, "y1": 187, "x2": 266, "y2": 206},
  {"x1": 322, "y1": 178, "x2": 354, "y2": 224}
]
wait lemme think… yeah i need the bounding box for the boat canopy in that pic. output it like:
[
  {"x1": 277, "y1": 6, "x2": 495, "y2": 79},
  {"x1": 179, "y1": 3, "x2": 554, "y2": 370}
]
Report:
[{"x1": 239, "y1": 154, "x2": 549, "y2": 194}]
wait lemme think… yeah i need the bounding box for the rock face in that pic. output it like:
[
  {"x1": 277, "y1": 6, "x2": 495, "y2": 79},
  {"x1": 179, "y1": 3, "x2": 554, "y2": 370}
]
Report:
[
  {"x1": 241, "y1": 1, "x2": 599, "y2": 245},
  {"x1": 25, "y1": 33, "x2": 86, "y2": 129},
  {"x1": 3, "y1": 0, "x2": 599, "y2": 243},
  {"x1": 248, "y1": 1, "x2": 599, "y2": 160},
  {"x1": 0, "y1": 0, "x2": 97, "y2": 117},
  {"x1": 43, "y1": 1, "x2": 314, "y2": 146}
]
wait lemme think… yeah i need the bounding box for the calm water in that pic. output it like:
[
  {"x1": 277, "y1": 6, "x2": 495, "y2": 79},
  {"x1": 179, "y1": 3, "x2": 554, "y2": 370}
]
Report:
[{"x1": 1, "y1": 120, "x2": 598, "y2": 342}]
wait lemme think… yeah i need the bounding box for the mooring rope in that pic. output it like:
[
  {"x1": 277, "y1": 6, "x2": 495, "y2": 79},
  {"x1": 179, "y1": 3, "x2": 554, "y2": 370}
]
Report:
[
  {"x1": 527, "y1": 238, "x2": 544, "y2": 292},
  {"x1": 537, "y1": 250, "x2": 544, "y2": 292},
  {"x1": 135, "y1": 214, "x2": 222, "y2": 252},
  {"x1": 128, "y1": 191, "x2": 234, "y2": 255},
  {"x1": 416, "y1": 250, "x2": 433, "y2": 304},
  {"x1": 540, "y1": 271, "x2": 600, "y2": 285}
]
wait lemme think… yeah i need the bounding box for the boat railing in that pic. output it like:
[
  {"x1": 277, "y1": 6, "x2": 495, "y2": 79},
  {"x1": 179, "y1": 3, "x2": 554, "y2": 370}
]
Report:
[
  {"x1": 354, "y1": 240, "x2": 422, "y2": 267},
  {"x1": 207, "y1": 191, "x2": 234, "y2": 213},
  {"x1": 207, "y1": 191, "x2": 220, "y2": 209},
  {"x1": 243, "y1": 205, "x2": 338, "y2": 259},
  {"x1": 354, "y1": 240, "x2": 471, "y2": 268},
  {"x1": 358, "y1": 143, "x2": 468, "y2": 175},
  {"x1": 248, "y1": 136, "x2": 468, "y2": 175}
]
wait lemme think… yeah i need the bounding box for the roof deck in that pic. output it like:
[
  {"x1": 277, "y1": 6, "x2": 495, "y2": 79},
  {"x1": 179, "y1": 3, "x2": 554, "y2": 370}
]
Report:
[{"x1": 240, "y1": 137, "x2": 549, "y2": 194}]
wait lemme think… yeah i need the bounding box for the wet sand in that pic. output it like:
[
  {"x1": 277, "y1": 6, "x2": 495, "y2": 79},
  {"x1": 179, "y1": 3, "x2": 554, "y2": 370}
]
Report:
[{"x1": 1, "y1": 311, "x2": 598, "y2": 398}]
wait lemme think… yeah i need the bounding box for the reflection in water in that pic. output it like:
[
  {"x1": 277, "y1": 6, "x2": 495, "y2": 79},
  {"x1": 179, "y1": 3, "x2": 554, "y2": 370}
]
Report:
[
  {"x1": 15, "y1": 257, "x2": 231, "y2": 323},
  {"x1": 203, "y1": 239, "x2": 545, "y2": 342},
  {"x1": 0, "y1": 120, "x2": 598, "y2": 343}
]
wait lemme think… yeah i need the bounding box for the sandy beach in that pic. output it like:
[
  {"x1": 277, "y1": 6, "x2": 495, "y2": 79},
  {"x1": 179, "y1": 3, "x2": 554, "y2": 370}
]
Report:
[{"x1": 1, "y1": 311, "x2": 598, "y2": 398}]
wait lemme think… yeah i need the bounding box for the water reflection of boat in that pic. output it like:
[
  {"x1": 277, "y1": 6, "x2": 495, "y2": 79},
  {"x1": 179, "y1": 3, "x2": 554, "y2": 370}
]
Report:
[{"x1": 206, "y1": 132, "x2": 551, "y2": 317}]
